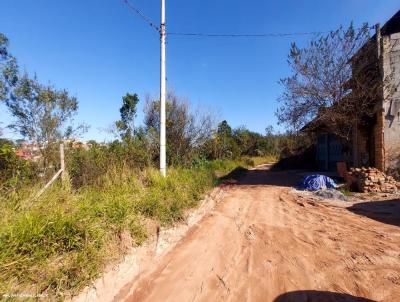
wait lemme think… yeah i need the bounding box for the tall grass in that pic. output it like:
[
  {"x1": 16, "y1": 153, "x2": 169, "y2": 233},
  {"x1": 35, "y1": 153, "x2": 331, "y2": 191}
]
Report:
[
  {"x1": 248, "y1": 155, "x2": 278, "y2": 167},
  {"x1": 0, "y1": 159, "x2": 252, "y2": 299}
]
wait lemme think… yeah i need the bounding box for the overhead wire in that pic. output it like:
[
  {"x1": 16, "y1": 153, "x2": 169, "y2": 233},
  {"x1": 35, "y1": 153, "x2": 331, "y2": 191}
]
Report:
[
  {"x1": 167, "y1": 31, "x2": 331, "y2": 38},
  {"x1": 122, "y1": 0, "x2": 160, "y2": 32},
  {"x1": 167, "y1": 26, "x2": 375, "y2": 38},
  {"x1": 121, "y1": 1, "x2": 375, "y2": 39}
]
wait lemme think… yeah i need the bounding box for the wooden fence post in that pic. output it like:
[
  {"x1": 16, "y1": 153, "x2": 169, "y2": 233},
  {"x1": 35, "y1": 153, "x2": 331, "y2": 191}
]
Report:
[
  {"x1": 33, "y1": 142, "x2": 67, "y2": 201},
  {"x1": 60, "y1": 143, "x2": 66, "y2": 186}
]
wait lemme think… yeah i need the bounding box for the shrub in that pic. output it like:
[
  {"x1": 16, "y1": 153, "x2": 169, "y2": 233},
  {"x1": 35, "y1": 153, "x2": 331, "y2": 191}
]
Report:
[
  {"x1": 0, "y1": 158, "x2": 249, "y2": 298},
  {"x1": 0, "y1": 140, "x2": 38, "y2": 193},
  {"x1": 66, "y1": 140, "x2": 151, "y2": 188}
]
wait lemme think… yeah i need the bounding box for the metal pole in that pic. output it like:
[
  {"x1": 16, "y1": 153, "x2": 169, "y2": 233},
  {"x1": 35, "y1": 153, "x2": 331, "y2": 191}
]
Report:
[{"x1": 160, "y1": 0, "x2": 167, "y2": 176}]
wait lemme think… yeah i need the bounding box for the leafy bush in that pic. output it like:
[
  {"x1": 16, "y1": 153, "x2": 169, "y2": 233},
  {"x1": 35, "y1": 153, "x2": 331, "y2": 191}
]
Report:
[
  {"x1": 66, "y1": 140, "x2": 151, "y2": 188},
  {"x1": 0, "y1": 158, "x2": 249, "y2": 298},
  {"x1": 0, "y1": 140, "x2": 38, "y2": 193}
]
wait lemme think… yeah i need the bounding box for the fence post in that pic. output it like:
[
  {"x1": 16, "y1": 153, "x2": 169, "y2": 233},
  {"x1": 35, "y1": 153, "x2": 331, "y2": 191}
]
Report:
[
  {"x1": 60, "y1": 143, "x2": 66, "y2": 185},
  {"x1": 32, "y1": 142, "x2": 66, "y2": 201}
]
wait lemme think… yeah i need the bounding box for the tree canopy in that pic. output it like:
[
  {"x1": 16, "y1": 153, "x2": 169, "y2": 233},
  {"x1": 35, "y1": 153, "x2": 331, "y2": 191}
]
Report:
[
  {"x1": 116, "y1": 93, "x2": 140, "y2": 141},
  {"x1": 0, "y1": 33, "x2": 18, "y2": 102},
  {"x1": 144, "y1": 92, "x2": 214, "y2": 165},
  {"x1": 0, "y1": 33, "x2": 82, "y2": 150},
  {"x1": 276, "y1": 24, "x2": 372, "y2": 139},
  {"x1": 6, "y1": 74, "x2": 79, "y2": 146}
]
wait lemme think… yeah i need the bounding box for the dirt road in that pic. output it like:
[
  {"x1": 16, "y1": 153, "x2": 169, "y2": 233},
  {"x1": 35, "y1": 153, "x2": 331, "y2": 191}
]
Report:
[{"x1": 118, "y1": 165, "x2": 400, "y2": 302}]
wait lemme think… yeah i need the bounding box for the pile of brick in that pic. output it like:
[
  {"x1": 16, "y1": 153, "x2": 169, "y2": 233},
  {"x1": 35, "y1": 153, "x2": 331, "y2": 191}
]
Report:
[{"x1": 347, "y1": 167, "x2": 400, "y2": 193}]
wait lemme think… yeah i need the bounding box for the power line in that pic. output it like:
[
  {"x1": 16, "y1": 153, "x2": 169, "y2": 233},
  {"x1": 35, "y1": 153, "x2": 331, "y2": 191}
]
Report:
[
  {"x1": 120, "y1": 0, "x2": 376, "y2": 39},
  {"x1": 122, "y1": 0, "x2": 159, "y2": 32},
  {"x1": 167, "y1": 31, "x2": 331, "y2": 38},
  {"x1": 168, "y1": 26, "x2": 376, "y2": 38}
]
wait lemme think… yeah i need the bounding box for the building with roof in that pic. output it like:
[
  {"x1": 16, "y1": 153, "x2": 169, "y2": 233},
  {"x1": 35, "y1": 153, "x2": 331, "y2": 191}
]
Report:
[{"x1": 305, "y1": 10, "x2": 400, "y2": 173}]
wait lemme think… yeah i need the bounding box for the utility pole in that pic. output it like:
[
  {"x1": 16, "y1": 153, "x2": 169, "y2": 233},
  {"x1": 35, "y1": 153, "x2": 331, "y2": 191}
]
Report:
[{"x1": 160, "y1": 0, "x2": 167, "y2": 176}]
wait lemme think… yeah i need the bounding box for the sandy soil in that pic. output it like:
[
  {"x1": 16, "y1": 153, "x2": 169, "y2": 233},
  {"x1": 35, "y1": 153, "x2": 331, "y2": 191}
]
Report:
[
  {"x1": 73, "y1": 186, "x2": 227, "y2": 302},
  {"x1": 112, "y1": 165, "x2": 400, "y2": 302}
]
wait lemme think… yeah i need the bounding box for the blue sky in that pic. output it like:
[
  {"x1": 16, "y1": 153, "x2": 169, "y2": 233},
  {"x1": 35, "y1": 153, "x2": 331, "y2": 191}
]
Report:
[{"x1": 1, "y1": 0, "x2": 399, "y2": 141}]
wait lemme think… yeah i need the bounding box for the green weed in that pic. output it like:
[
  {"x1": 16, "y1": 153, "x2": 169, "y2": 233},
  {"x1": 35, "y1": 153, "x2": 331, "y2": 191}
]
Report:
[{"x1": 0, "y1": 158, "x2": 251, "y2": 299}]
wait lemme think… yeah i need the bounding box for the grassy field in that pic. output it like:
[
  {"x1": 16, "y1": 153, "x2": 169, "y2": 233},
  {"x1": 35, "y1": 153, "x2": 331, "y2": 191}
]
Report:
[{"x1": 0, "y1": 157, "x2": 273, "y2": 299}]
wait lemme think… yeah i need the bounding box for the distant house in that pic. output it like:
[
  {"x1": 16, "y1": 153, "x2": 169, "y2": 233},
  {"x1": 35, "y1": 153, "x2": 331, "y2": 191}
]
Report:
[
  {"x1": 305, "y1": 10, "x2": 400, "y2": 172},
  {"x1": 14, "y1": 139, "x2": 93, "y2": 161},
  {"x1": 64, "y1": 139, "x2": 92, "y2": 150},
  {"x1": 15, "y1": 141, "x2": 41, "y2": 161},
  {"x1": 15, "y1": 149, "x2": 32, "y2": 160}
]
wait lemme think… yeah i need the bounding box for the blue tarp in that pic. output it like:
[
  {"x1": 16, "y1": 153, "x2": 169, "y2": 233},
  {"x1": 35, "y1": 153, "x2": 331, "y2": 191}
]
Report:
[{"x1": 299, "y1": 174, "x2": 338, "y2": 191}]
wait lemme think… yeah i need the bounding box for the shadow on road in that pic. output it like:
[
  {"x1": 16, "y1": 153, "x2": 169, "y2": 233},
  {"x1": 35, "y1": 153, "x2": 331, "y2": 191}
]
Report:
[
  {"x1": 274, "y1": 290, "x2": 375, "y2": 302},
  {"x1": 347, "y1": 199, "x2": 400, "y2": 227},
  {"x1": 221, "y1": 164, "x2": 302, "y2": 187}
]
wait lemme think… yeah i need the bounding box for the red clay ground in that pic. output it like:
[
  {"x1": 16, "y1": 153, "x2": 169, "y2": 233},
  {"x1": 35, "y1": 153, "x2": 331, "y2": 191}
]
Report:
[{"x1": 116, "y1": 165, "x2": 400, "y2": 302}]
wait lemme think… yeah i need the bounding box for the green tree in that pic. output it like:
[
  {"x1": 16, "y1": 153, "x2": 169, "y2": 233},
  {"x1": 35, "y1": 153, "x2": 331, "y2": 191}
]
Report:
[
  {"x1": 0, "y1": 139, "x2": 37, "y2": 191},
  {"x1": 210, "y1": 120, "x2": 239, "y2": 159},
  {"x1": 1, "y1": 33, "x2": 84, "y2": 164},
  {"x1": 263, "y1": 126, "x2": 280, "y2": 156},
  {"x1": 144, "y1": 92, "x2": 213, "y2": 165},
  {"x1": 217, "y1": 120, "x2": 232, "y2": 137},
  {"x1": 233, "y1": 127, "x2": 264, "y2": 156},
  {"x1": 5, "y1": 74, "x2": 82, "y2": 163},
  {"x1": 116, "y1": 93, "x2": 139, "y2": 141},
  {"x1": 0, "y1": 33, "x2": 18, "y2": 102}
]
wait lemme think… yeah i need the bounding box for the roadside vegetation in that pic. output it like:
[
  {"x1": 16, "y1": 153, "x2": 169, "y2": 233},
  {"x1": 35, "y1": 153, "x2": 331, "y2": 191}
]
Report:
[
  {"x1": 0, "y1": 128, "x2": 282, "y2": 298},
  {"x1": 0, "y1": 158, "x2": 256, "y2": 298},
  {"x1": 0, "y1": 130, "x2": 273, "y2": 297},
  {"x1": 0, "y1": 32, "x2": 288, "y2": 298}
]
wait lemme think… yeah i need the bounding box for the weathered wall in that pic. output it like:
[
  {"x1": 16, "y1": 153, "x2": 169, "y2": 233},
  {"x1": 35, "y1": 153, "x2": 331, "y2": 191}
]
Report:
[
  {"x1": 374, "y1": 111, "x2": 385, "y2": 170},
  {"x1": 382, "y1": 33, "x2": 400, "y2": 170},
  {"x1": 353, "y1": 124, "x2": 370, "y2": 167}
]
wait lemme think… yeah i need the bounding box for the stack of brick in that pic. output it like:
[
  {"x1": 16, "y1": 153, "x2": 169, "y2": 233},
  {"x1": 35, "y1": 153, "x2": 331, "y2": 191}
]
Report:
[{"x1": 347, "y1": 167, "x2": 400, "y2": 193}]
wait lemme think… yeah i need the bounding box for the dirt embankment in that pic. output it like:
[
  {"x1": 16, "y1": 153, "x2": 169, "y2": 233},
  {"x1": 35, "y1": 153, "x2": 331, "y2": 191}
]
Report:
[{"x1": 109, "y1": 166, "x2": 400, "y2": 302}]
